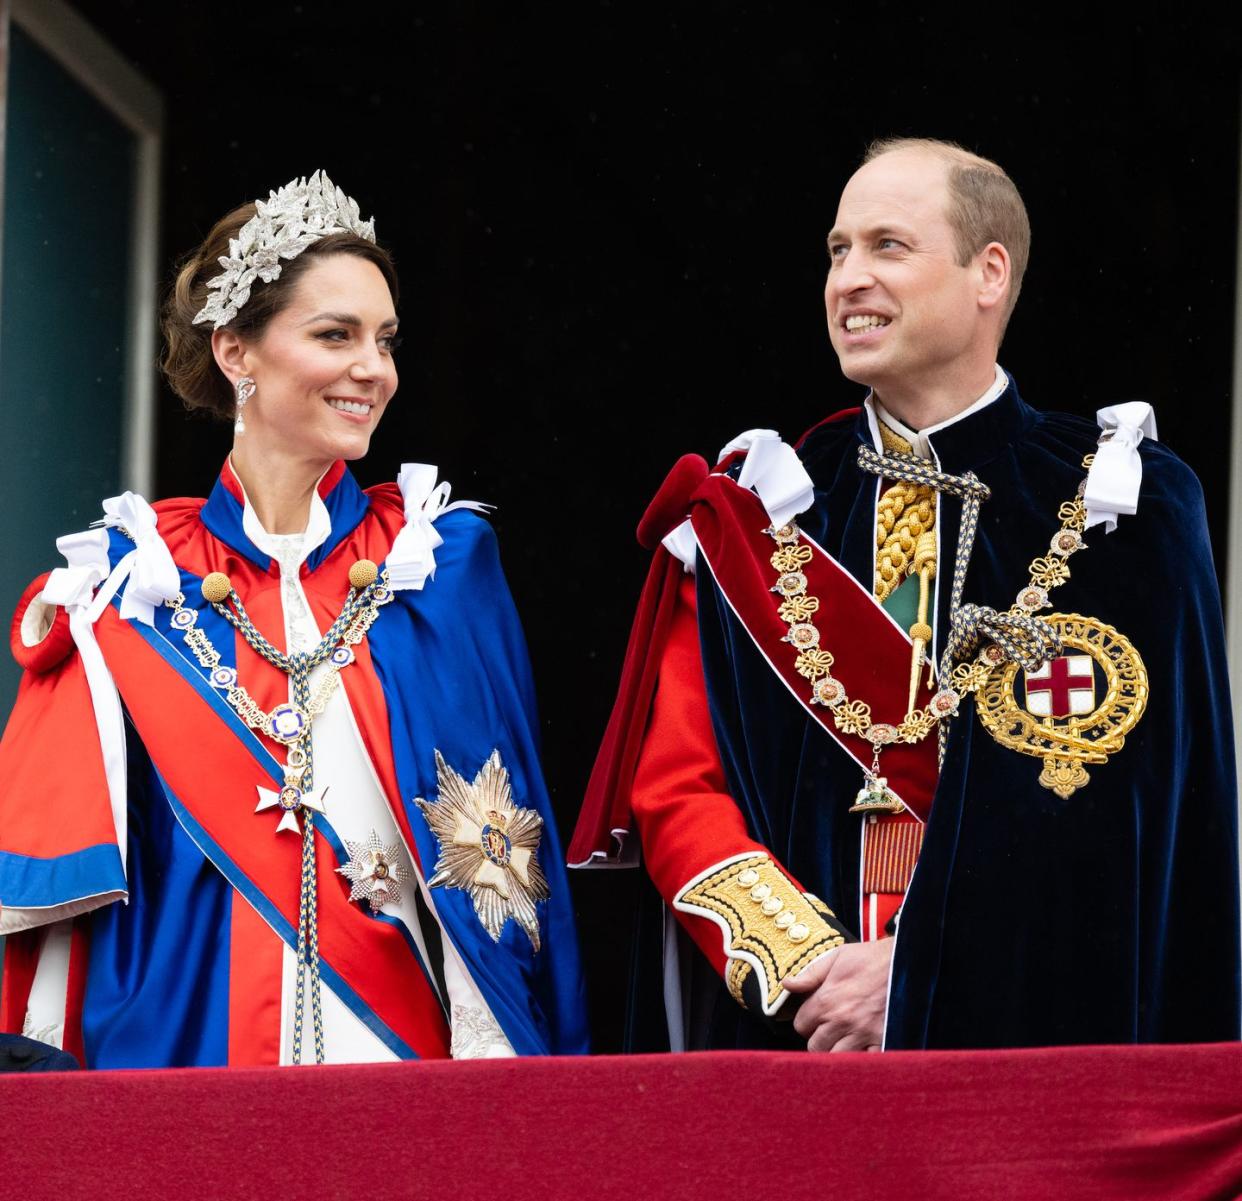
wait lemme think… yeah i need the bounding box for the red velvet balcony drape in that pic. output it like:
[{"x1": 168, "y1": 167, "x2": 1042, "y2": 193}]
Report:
[{"x1": 2, "y1": 1044, "x2": 1240, "y2": 1200}]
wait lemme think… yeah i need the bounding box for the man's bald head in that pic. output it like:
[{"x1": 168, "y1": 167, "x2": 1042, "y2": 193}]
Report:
[{"x1": 862, "y1": 138, "x2": 1030, "y2": 331}]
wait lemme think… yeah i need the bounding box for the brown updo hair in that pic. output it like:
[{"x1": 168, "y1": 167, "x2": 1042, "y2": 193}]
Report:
[{"x1": 161, "y1": 202, "x2": 399, "y2": 421}]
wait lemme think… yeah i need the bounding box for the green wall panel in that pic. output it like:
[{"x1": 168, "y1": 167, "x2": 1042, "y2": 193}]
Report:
[{"x1": 0, "y1": 23, "x2": 135, "y2": 715}]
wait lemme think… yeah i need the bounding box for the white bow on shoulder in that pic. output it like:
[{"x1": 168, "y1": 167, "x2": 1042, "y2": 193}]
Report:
[
  {"x1": 387, "y1": 464, "x2": 493, "y2": 591},
  {"x1": 720, "y1": 429, "x2": 816, "y2": 530},
  {"x1": 34, "y1": 494, "x2": 172, "y2": 883},
  {"x1": 1083, "y1": 402, "x2": 1158, "y2": 534},
  {"x1": 41, "y1": 528, "x2": 112, "y2": 614},
  {"x1": 663, "y1": 429, "x2": 816, "y2": 573}
]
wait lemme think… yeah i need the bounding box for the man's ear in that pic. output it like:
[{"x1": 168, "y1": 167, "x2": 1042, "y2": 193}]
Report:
[{"x1": 977, "y1": 241, "x2": 1011, "y2": 314}]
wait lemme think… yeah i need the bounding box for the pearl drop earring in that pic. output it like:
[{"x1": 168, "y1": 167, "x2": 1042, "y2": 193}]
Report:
[{"x1": 234, "y1": 376, "x2": 256, "y2": 435}]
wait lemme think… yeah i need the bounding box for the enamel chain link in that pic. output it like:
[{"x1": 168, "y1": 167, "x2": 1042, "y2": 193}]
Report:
[{"x1": 161, "y1": 557, "x2": 394, "y2": 1063}]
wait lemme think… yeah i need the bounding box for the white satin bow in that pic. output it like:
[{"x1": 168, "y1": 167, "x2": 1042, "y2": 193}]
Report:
[
  {"x1": 387, "y1": 463, "x2": 493, "y2": 591},
  {"x1": 722, "y1": 428, "x2": 816, "y2": 529},
  {"x1": 41, "y1": 528, "x2": 113, "y2": 613},
  {"x1": 663, "y1": 429, "x2": 816, "y2": 573},
  {"x1": 1083, "y1": 402, "x2": 1158, "y2": 534},
  {"x1": 90, "y1": 492, "x2": 182, "y2": 625}
]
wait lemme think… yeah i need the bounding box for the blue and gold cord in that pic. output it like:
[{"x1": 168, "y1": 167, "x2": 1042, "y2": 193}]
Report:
[{"x1": 211, "y1": 575, "x2": 380, "y2": 1065}]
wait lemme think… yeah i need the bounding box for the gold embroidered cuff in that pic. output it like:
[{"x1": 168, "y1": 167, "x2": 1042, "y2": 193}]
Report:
[{"x1": 674, "y1": 853, "x2": 847, "y2": 1016}]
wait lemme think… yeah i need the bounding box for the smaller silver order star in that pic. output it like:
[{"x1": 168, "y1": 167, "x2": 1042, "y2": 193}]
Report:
[
  {"x1": 336, "y1": 829, "x2": 412, "y2": 913},
  {"x1": 255, "y1": 782, "x2": 328, "y2": 835}
]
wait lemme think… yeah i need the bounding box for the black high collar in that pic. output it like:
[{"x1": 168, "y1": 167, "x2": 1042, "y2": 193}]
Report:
[{"x1": 855, "y1": 373, "x2": 1036, "y2": 478}]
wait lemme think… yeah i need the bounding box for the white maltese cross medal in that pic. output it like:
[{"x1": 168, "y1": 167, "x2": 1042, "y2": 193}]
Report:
[
  {"x1": 416, "y1": 749, "x2": 549, "y2": 951},
  {"x1": 255, "y1": 781, "x2": 327, "y2": 834},
  {"x1": 336, "y1": 830, "x2": 412, "y2": 913}
]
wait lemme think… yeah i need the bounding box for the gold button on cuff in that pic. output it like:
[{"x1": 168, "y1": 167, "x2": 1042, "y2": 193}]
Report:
[{"x1": 676, "y1": 853, "x2": 848, "y2": 1013}]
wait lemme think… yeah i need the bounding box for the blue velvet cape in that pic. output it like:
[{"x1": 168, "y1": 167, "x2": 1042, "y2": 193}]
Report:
[{"x1": 695, "y1": 379, "x2": 1240, "y2": 1049}]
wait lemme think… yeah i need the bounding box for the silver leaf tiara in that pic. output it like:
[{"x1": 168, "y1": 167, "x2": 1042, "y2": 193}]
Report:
[{"x1": 192, "y1": 170, "x2": 377, "y2": 330}]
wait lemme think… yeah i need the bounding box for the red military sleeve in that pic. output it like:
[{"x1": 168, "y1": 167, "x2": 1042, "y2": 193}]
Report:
[{"x1": 630, "y1": 572, "x2": 847, "y2": 1016}]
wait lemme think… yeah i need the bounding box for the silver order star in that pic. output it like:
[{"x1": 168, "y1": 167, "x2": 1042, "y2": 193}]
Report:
[
  {"x1": 416, "y1": 750, "x2": 549, "y2": 951},
  {"x1": 336, "y1": 830, "x2": 412, "y2": 914}
]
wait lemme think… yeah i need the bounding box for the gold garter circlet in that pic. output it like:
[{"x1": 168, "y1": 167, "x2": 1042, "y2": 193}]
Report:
[{"x1": 972, "y1": 459, "x2": 1149, "y2": 797}]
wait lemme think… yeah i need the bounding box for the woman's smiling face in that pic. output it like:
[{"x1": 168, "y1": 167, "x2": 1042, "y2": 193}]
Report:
[{"x1": 231, "y1": 252, "x2": 400, "y2": 465}]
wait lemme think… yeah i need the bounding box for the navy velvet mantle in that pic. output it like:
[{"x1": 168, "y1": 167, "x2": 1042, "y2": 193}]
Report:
[{"x1": 695, "y1": 378, "x2": 1241, "y2": 1049}]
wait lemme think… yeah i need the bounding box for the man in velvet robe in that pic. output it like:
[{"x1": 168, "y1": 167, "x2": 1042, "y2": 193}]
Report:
[{"x1": 570, "y1": 137, "x2": 1240, "y2": 1051}]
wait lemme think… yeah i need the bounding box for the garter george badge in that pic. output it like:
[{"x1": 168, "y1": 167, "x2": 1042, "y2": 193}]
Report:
[
  {"x1": 416, "y1": 750, "x2": 549, "y2": 951},
  {"x1": 975, "y1": 613, "x2": 1149, "y2": 798},
  {"x1": 336, "y1": 829, "x2": 412, "y2": 913}
]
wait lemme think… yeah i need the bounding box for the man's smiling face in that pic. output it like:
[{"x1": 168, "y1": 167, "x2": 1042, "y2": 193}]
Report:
[{"x1": 824, "y1": 149, "x2": 991, "y2": 398}]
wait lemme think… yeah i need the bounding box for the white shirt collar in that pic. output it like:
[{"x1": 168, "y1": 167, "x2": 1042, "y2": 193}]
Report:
[
  {"x1": 866, "y1": 363, "x2": 1008, "y2": 460},
  {"x1": 227, "y1": 457, "x2": 333, "y2": 569}
]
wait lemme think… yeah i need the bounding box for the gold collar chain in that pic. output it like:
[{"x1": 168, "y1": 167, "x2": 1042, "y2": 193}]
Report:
[{"x1": 765, "y1": 453, "x2": 1095, "y2": 812}]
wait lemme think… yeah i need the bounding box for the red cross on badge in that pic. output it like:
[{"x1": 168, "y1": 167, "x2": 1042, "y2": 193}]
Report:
[{"x1": 1024, "y1": 654, "x2": 1096, "y2": 719}]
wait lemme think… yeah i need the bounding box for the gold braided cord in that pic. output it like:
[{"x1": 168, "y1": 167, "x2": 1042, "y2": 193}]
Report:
[
  {"x1": 875, "y1": 484, "x2": 935, "y2": 602},
  {"x1": 877, "y1": 420, "x2": 912, "y2": 457},
  {"x1": 874, "y1": 422, "x2": 937, "y2": 603}
]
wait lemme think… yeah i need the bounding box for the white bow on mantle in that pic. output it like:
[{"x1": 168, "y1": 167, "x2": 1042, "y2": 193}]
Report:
[{"x1": 387, "y1": 464, "x2": 493, "y2": 591}]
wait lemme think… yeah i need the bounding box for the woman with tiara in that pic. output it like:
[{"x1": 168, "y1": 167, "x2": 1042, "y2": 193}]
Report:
[{"x1": 0, "y1": 172, "x2": 588, "y2": 1067}]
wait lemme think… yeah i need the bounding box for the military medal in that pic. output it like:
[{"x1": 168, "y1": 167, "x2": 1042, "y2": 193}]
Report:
[
  {"x1": 969, "y1": 455, "x2": 1149, "y2": 797},
  {"x1": 849, "y1": 726, "x2": 905, "y2": 813},
  {"x1": 851, "y1": 770, "x2": 902, "y2": 814},
  {"x1": 255, "y1": 780, "x2": 328, "y2": 834},
  {"x1": 975, "y1": 613, "x2": 1147, "y2": 797}
]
